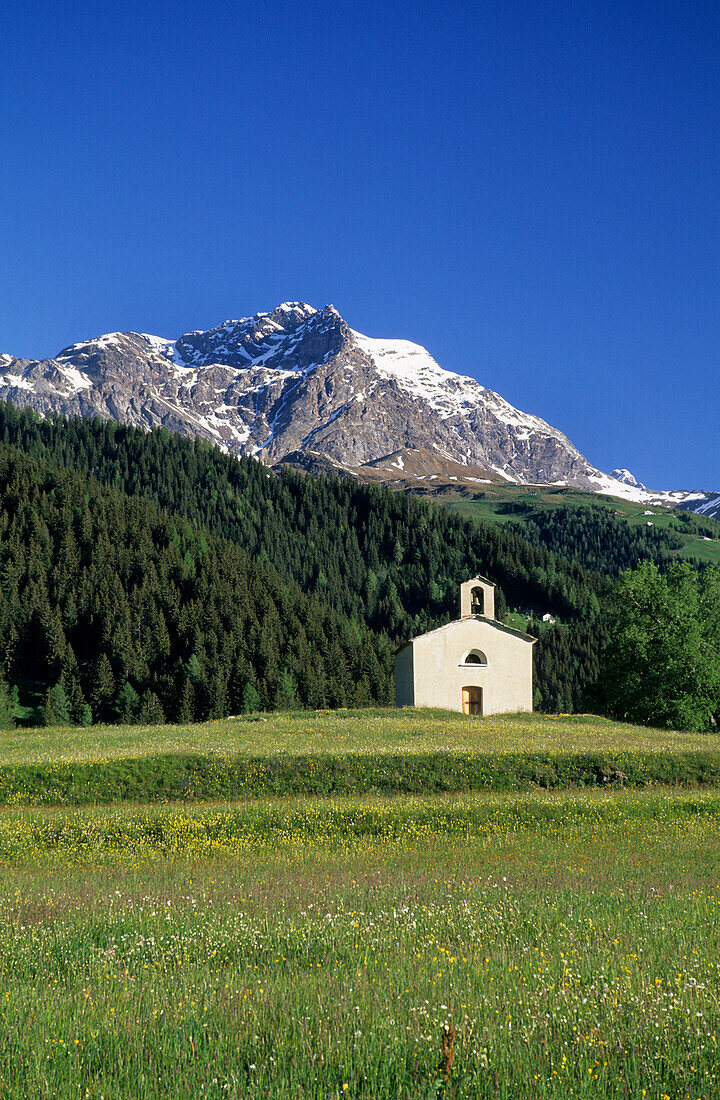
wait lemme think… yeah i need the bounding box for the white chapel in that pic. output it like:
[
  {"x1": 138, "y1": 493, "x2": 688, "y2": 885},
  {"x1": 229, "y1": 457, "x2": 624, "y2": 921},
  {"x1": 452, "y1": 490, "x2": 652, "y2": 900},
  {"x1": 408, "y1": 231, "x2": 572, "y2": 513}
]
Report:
[{"x1": 395, "y1": 577, "x2": 535, "y2": 716}]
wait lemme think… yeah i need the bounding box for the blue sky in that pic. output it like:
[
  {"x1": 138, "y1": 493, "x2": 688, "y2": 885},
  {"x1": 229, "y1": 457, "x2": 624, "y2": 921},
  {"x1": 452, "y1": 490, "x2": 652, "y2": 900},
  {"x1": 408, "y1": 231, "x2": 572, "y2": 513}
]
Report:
[{"x1": 1, "y1": 0, "x2": 718, "y2": 489}]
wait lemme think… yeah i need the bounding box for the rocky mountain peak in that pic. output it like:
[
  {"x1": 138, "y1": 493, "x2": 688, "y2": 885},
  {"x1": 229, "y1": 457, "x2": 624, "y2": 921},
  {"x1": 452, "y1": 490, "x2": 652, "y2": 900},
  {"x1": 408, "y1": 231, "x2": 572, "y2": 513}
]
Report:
[
  {"x1": 0, "y1": 302, "x2": 714, "y2": 513},
  {"x1": 170, "y1": 301, "x2": 346, "y2": 372}
]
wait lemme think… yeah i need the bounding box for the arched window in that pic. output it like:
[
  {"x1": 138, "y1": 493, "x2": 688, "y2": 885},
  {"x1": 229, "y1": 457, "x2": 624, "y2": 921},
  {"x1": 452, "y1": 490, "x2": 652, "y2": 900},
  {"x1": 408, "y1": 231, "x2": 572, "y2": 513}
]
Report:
[
  {"x1": 471, "y1": 587, "x2": 484, "y2": 615},
  {"x1": 462, "y1": 649, "x2": 487, "y2": 666}
]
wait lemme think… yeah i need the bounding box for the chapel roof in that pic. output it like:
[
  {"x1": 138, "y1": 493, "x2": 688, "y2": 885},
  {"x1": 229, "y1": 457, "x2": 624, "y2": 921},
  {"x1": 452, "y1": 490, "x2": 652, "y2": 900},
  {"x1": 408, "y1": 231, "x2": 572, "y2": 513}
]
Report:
[{"x1": 395, "y1": 614, "x2": 536, "y2": 654}]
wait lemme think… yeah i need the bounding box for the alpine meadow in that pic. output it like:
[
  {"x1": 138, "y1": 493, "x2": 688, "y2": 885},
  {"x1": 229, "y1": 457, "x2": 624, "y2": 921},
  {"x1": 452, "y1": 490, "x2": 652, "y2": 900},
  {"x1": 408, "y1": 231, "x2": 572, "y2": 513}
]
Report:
[{"x1": 4, "y1": 726, "x2": 720, "y2": 1098}]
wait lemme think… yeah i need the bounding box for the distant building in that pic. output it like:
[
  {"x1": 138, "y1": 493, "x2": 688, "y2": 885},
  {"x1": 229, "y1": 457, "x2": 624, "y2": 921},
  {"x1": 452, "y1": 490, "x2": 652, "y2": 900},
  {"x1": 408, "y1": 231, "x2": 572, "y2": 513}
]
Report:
[{"x1": 395, "y1": 577, "x2": 535, "y2": 716}]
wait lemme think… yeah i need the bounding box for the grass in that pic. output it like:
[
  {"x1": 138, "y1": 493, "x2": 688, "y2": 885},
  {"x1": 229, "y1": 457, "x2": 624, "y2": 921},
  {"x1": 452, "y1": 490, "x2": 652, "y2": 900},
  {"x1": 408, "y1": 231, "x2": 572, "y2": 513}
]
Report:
[
  {"x1": 4, "y1": 709, "x2": 720, "y2": 765},
  {"x1": 504, "y1": 611, "x2": 537, "y2": 630},
  {"x1": 678, "y1": 537, "x2": 720, "y2": 563},
  {"x1": 4, "y1": 714, "x2": 720, "y2": 1095},
  {"x1": 4, "y1": 711, "x2": 720, "y2": 804},
  {"x1": 2, "y1": 788, "x2": 720, "y2": 1097},
  {"x1": 424, "y1": 482, "x2": 720, "y2": 564}
]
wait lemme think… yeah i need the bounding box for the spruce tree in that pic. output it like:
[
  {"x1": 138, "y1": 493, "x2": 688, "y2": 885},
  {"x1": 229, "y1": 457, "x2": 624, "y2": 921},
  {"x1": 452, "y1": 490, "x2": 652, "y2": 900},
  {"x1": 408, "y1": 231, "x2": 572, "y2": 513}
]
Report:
[
  {"x1": 42, "y1": 682, "x2": 70, "y2": 726},
  {"x1": 138, "y1": 690, "x2": 165, "y2": 726},
  {"x1": 275, "y1": 669, "x2": 298, "y2": 710},
  {"x1": 241, "y1": 682, "x2": 260, "y2": 714},
  {"x1": 0, "y1": 678, "x2": 16, "y2": 731},
  {"x1": 115, "y1": 682, "x2": 141, "y2": 725},
  {"x1": 178, "y1": 678, "x2": 196, "y2": 723},
  {"x1": 91, "y1": 654, "x2": 116, "y2": 721}
]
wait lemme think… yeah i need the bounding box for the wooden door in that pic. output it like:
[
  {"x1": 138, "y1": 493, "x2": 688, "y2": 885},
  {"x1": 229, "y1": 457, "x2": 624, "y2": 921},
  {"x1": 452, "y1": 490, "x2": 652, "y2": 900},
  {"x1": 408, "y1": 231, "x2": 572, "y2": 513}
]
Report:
[{"x1": 462, "y1": 686, "x2": 483, "y2": 716}]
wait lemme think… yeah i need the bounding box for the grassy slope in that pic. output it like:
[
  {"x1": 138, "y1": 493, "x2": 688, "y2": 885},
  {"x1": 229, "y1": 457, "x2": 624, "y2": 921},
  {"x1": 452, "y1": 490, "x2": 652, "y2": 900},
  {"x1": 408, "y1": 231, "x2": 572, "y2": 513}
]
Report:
[
  {"x1": 424, "y1": 482, "x2": 720, "y2": 563},
  {"x1": 4, "y1": 709, "x2": 720, "y2": 764},
  {"x1": 3, "y1": 711, "x2": 720, "y2": 806}
]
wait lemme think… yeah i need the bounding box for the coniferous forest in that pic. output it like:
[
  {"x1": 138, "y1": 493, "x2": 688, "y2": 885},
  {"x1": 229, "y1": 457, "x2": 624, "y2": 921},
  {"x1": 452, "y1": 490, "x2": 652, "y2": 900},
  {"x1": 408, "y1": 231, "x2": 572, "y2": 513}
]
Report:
[
  {"x1": 0, "y1": 443, "x2": 392, "y2": 723},
  {"x1": 0, "y1": 400, "x2": 708, "y2": 724}
]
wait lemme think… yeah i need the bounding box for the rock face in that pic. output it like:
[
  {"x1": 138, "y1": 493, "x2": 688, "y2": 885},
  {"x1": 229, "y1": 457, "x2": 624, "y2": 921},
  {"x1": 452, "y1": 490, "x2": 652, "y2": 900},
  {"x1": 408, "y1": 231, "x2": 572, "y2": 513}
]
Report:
[{"x1": 0, "y1": 301, "x2": 712, "y2": 505}]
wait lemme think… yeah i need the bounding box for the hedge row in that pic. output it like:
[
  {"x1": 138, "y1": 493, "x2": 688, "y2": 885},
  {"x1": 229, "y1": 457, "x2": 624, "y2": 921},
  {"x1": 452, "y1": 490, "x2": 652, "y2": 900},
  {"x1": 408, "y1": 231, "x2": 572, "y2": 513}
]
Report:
[{"x1": 4, "y1": 750, "x2": 720, "y2": 805}]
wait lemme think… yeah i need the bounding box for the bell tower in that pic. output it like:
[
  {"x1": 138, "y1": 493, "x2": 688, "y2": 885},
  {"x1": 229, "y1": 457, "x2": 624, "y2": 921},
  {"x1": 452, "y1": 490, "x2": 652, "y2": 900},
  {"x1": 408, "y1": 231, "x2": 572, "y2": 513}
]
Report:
[{"x1": 460, "y1": 576, "x2": 495, "y2": 620}]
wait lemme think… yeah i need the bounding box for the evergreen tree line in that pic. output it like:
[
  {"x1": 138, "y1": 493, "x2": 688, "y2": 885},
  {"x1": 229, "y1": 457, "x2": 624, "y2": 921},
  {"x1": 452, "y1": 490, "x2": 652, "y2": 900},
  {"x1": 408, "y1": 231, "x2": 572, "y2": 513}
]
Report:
[
  {"x1": 508, "y1": 504, "x2": 691, "y2": 576},
  {"x1": 0, "y1": 402, "x2": 609, "y2": 629},
  {"x1": 0, "y1": 401, "x2": 654, "y2": 719},
  {"x1": 0, "y1": 444, "x2": 393, "y2": 725},
  {"x1": 527, "y1": 617, "x2": 608, "y2": 713}
]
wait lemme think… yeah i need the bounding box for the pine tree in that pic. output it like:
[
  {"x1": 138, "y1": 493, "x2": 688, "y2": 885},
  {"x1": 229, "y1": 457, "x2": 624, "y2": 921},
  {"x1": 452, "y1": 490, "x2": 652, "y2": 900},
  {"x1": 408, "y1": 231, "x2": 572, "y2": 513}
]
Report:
[
  {"x1": 0, "y1": 678, "x2": 16, "y2": 731},
  {"x1": 207, "y1": 668, "x2": 229, "y2": 719},
  {"x1": 62, "y1": 647, "x2": 86, "y2": 722},
  {"x1": 184, "y1": 653, "x2": 204, "y2": 685},
  {"x1": 115, "y1": 682, "x2": 141, "y2": 724},
  {"x1": 91, "y1": 654, "x2": 116, "y2": 722},
  {"x1": 138, "y1": 690, "x2": 165, "y2": 726},
  {"x1": 275, "y1": 669, "x2": 298, "y2": 710},
  {"x1": 241, "y1": 682, "x2": 260, "y2": 714},
  {"x1": 42, "y1": 682, "x2": 70, "y2": 726},
  {"x1": 229, "y1": 657, "x2": 255, "y2": 714},
  {"x1": 177, "y1": 678, "x2": 196, "y2": 723}
]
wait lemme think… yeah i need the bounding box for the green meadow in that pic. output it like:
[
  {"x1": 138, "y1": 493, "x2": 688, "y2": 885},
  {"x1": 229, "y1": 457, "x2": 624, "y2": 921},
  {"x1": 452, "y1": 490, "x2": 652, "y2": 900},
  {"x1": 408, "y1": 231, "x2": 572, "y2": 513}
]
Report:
[
  {"x1": 427, "y1": 482, "x2": 720, "y2": 564},
  {"x1": 2, "y1": 711, "x2": 720, "y2": 1097},
  {"x1": 4, "y1": 708, "x2": 720, "y2": 764}
]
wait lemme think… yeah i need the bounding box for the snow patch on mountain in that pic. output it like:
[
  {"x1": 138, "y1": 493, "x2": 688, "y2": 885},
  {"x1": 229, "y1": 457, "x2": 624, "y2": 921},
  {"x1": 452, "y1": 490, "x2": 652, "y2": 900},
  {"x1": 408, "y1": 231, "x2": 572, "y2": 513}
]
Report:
[
  {"x1": 586, "y1": 471, "x2": 650, "y2": 502},
  {"x1": 58, "y1": 365, "x2": 92, "y2": 392},
  {"x1": 680, "y1": 492, "x2": 720, "y2": 519},
  {"x1": 140, "y1": 332, "x2": 190, "y2": 370},
  {"x1": 351, "y1": 330, "x2": 574, "y2": 447},
  {"x1": 0, "y1": 371, "x2": 34, "y2": 391},
  {"x1": 56, "y1": 332, "x2": 125, "y2": 358},
  {"x1": 586, "y1": 470, "x2": 702, "y2": 508},
  {"x1": 350, "y1": 331, "x2": 477, "y2": 416},
  {"x1": 610, "y1": 468, "x2": 646, "y2": 490}
]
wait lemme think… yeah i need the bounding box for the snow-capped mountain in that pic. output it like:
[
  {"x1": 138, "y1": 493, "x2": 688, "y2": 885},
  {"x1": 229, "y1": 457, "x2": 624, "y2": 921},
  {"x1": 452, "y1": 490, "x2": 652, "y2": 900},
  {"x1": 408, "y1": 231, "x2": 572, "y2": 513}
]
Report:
[
  {"x1": 0, "y1": 301, "x2": 715, "y2": 510},
  {"x1": 677, "y1": 492, "x2": 720, "y2": 521}
]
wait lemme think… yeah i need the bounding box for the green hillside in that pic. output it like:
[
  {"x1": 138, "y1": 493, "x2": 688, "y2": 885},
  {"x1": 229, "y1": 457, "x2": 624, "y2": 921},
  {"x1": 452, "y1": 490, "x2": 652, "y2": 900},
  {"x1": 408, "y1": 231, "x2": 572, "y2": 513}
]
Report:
[
  {"x1": 0, "y1": 401, "x2": 605, "y2": 624},
  {"x1": 2, "y1": 400, "x2": 715, "y2": 721},
  {"x1": 426, "y1": 481, "x2": 720, "y2": 565},
  {"x1": 0, "y1": 443, "x2": 393, "y2": 723},
  {"x1": 0, "y1": 401, "x2": 615, "y2": 713}
]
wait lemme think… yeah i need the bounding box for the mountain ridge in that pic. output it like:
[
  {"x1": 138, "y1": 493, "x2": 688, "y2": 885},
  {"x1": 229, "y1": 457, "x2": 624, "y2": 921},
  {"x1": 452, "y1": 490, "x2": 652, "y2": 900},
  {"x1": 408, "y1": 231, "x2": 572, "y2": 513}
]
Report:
[{"x1": 1, "y1": 301, "x2": 716, "y2": 516}]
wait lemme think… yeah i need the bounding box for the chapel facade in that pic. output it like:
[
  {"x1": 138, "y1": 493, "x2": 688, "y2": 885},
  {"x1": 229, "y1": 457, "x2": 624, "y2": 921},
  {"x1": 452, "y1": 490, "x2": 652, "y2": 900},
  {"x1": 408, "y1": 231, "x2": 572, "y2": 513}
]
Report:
[{"x1": 395, "y1": 577, "x2": 535, "y2": 716}]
